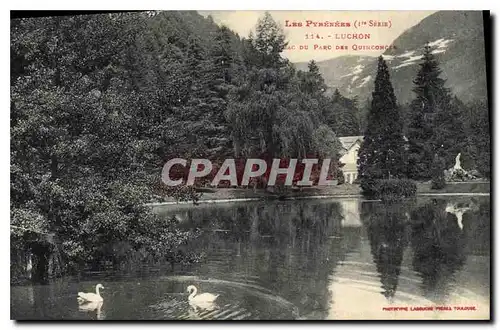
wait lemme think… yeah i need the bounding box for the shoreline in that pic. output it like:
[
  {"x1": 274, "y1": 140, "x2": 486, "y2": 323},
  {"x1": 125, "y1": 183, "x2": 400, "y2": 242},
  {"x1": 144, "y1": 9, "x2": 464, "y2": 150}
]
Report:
[{"x1": 146, "y1": 181, "x2": 490, "y2": 206}]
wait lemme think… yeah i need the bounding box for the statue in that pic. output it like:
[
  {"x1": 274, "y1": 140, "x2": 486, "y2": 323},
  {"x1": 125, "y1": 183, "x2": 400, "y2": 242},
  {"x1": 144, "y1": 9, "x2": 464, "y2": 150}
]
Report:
[
  {"x1": 453, "y1": 152, "x2": 462, "y2": 170},
  {"x1": 441, "y1": 152, "x2": 481, "y2": 182}
]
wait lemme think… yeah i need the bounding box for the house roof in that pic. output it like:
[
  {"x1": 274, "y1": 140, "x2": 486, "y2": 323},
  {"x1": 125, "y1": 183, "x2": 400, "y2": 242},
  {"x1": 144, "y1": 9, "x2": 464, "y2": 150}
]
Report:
[
  {"x1": 338, "y1": 135, "x2": 408, "y2": 151},
  {"x1": 338, "y1": 136, "x2": 363, "y2": 151}
]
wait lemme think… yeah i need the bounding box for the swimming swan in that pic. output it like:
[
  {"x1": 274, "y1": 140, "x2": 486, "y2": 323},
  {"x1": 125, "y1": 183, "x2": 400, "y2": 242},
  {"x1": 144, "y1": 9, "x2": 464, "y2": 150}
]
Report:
[
  {"x1": 77, "y1": 284, "x2": 104, "y2": 303},
  {"x1": 187, "y1": 285, "x2": 219, "y2": 304}
]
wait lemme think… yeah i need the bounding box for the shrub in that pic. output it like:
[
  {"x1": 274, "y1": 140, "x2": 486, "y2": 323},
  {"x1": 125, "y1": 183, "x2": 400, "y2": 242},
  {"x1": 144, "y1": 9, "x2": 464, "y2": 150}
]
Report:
[
  {"x1": 336, "y1": 169, "x2": 345, "y2": 185},
  {"x1": 361, "y1": 178, "x2": 417, "y2": 201},
  {"x1": 431, "y1": 175, "x2": 446, "y2": 190}
]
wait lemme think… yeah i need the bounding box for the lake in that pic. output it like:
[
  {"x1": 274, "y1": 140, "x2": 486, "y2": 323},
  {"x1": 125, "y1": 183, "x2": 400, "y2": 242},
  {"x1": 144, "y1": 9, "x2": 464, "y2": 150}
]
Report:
[{"x1": 11, "y1": 196, "x2": 490, "y2": 320}]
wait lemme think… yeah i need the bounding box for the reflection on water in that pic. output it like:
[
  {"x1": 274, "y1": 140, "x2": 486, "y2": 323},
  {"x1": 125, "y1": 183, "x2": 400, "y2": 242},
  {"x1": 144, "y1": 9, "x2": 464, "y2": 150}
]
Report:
[
  {"x1": 78, "y1": 301, "x2": 104, "y2": 320},
  {"x1": 363, "y1": 202, "x2": 409, "y2": 300},
  {"x1": 410, "y1": 199, "x2": 466, "y2": 303},
  {"x1": 331, "y1": 198, "x2": 489, "y2": 320},
  {"x1": 11, "y1": 197, "x2": 490, "y2": 320}
]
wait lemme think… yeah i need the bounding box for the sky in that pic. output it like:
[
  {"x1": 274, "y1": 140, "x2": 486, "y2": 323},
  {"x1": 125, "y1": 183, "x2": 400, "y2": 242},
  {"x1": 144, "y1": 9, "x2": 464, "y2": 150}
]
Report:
[{"x1": 199, "y1": 11, "x2": 436, "y2": 62}]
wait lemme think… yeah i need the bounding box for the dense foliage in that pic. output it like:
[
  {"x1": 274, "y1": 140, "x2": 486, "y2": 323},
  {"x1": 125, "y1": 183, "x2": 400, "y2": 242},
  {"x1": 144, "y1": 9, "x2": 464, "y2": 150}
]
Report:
[
  {"x1": 406, "y1": 45, "x2": 489, "y2": 179},
  {"x1": 359, "y1": 45, "x2": 489, "y2": 197},
  {"x1": 430, "y1": 154, "x2": 446, "y2": 190},
  {"x1": 358, "y1": 56, "x2": 407, "y2": 191},
  {"x1": 361, "y1": 197, "x2": 482, "y2": 301},
  {"x1": 11, "y1": 12, "x2": 347, "y2": 278},
  {"x1": 11, "y1": 13, "x2": 214, "y2": 275},
  {"x1": 465, "y1": 99, "x2": 490, "y2": 178},
  {"x1": 361, "y1": 179, "x2": 417, "y2": 202},
  {"x1": 10, "y1": 11, "x2": 490, "y2": 281},
  {"x1": 329, "y1": 89, "x2": 361, "y2": 136}
]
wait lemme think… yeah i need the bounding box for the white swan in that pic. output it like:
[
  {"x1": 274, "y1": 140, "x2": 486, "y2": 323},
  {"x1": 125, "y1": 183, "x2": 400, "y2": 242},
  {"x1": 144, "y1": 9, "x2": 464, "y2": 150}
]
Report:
[
  {"x1": 77, "y1": 284, "x2": 104, "y2": 303},
  {"x1": 187, "y1": 285, "x2": 219, "y2": 304}
]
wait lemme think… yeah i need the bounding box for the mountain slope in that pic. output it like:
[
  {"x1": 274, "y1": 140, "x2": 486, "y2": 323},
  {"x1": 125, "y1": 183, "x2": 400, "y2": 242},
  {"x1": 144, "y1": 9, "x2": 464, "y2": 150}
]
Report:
[
  {"x1": 294, "y1": 55, "x2": 376, "y2": 95},
  {"x1": 296, "y1": 11, "x2": 488, "y2": 104}
]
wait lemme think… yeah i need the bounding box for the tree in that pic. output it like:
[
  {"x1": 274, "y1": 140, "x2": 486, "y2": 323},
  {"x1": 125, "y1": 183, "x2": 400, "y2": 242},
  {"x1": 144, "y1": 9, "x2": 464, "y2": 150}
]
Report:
[
  {"x1": 311, "y1": 125, "x2": 343, "y2": 159},
  {"x1": 466, "y1": 100, "x2": 490, "y2": 178},
  {"x1": 431, "y1": 153, "x2": 446, "y2": 189},
  {"x1": 329, "y1": 89, "x2": 360, "y2": 136},
  {"x1": 252, "y1": 12, "x2": 288, "y2": 68},
  {"x1": 433, "y1": 96, "x2": 468, "y2": 169},
  {"x1": 226, "y1": 12, "x2": 295, "y2": 158},
  {"x1": 298, "y1": 60, "x2": 327, "y2": 96},
  {"x1": 10, "y1": 13, "x2": 213, "y2": 278},
  {"x1": 358, "y1": 96, "x2": 371, "y2": 133},
  {"x1": 224, "y1": 12, "x2": 344, "y2": 187},
  {"x1": 358, "y1": 56, "x2": 406, "y2": 191},
  {"x1": 407, "y1": 44, "x2": 467, "y2": 179}
]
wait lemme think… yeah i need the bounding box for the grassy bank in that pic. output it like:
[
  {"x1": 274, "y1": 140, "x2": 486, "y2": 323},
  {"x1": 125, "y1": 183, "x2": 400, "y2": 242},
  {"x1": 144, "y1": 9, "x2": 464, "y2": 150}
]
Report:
[
  {"x1": 150, "y1": 181, "x2": 490, "y2": 205},
  {"x1": 416, "y1": 181, "x2": 490, "y2": 194},
  {"x1": 151, "y1": 186, "x2": 361, "y2": 205}
]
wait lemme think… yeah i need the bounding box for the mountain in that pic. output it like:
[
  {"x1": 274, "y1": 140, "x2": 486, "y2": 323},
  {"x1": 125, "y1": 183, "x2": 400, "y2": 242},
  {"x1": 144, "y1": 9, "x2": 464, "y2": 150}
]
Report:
[
  {"x1": 295, "y1": 11, "x2": 488, "y2": 104},
  {"x1": 294, "y1": 55, "x2": 376, "y2": 96}
]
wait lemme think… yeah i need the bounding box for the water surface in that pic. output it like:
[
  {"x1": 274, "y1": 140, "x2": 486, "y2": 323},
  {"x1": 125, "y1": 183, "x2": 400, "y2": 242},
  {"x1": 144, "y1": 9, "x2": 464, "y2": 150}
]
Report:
[{"x1": 11, "y1": 197, "x2": 490, "y2": 320}]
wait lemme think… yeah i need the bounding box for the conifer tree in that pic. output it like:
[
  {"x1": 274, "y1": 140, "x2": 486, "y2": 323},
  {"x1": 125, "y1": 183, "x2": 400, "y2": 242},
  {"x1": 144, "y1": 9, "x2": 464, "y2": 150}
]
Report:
[
  {"x1": 358, "y1": 56, "x2": 406, "y2": 189},
  {"x1": 407, "y1": 44, "x2": 467, "y2": 179},
  {"x1": 226, "y1": 12, "x2": 292, "y2": 157},
  {"x1": 296, "y1": 60, "x2": 329, "y2": 128},
  {"x1": 298, "y1": 60, "x2": 326, "y2": 96},
  {"x1": 330, "y1": 89, "x2": 360, "y2": 136},
  {"x1": 467, "y1": 99, "x2": 490, "y2": 178},
  {"x1": 253, "y1": 12, "x2": 287, "y2": 68}
]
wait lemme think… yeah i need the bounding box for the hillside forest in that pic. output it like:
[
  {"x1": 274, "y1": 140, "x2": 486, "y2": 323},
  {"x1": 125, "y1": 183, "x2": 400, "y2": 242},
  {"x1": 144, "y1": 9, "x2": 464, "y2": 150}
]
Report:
[{"x1": 10, "y1": 11, "x2": 490, "y2": 280}]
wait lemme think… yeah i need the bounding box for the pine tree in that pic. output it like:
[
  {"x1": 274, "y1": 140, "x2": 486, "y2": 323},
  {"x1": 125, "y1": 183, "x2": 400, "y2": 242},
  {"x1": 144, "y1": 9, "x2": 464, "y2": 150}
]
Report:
[
  {"x1": 253, "y1": 12, "x2": 288, "y2": 68},
  {"x1": 296, "y1": 60, "x2": 329, "y2": 129},
  {"x1": 358, "y1": 56, "x2": 406, "y2": 189},
  {"x1": 359, "y1": 96, "x2": 371, "y2": 133},
  {"x1": 226, "y1": 12, "x2": 292, "y2": 157},
  {"x1": 407, "y1": 44, "x2": 468, "y2": 179},
  {"x1": 332, "y1": 89, "x2": 360, "y2": 136},
  {"x1": 431, "y1": 153, "x2": 446, "y2": 189},
  {"x1": 201, "y1": 25, "x2": 241, "y2": 159},
  {"x1": 211, "y1": 25, "x2": 235, "y2": 84},
  {"x1": 323, "y1": 89, "x2": 360, "y2": 136},
  {"x1": 434, "y1": 96, "x2": 468, "y2": 168},
  {"x1": 467, "y1": 99, "x2": 490, "y2": 178},
  {"x1": 298, "y1": 60, "x2": 326, "y2": 96}
]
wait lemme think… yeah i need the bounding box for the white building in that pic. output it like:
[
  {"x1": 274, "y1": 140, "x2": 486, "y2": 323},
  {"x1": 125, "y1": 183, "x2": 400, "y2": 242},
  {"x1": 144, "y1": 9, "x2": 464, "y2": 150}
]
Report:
[{"x1": 338, "y1": 136, "x2": 363, "y2": 184}]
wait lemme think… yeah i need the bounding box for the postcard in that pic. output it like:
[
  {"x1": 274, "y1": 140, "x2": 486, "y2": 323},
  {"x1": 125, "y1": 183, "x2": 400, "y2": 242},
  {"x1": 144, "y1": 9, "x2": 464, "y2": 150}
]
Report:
[{"x1": 10, "y1": 10, "x2": 491, "y2": 320}]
